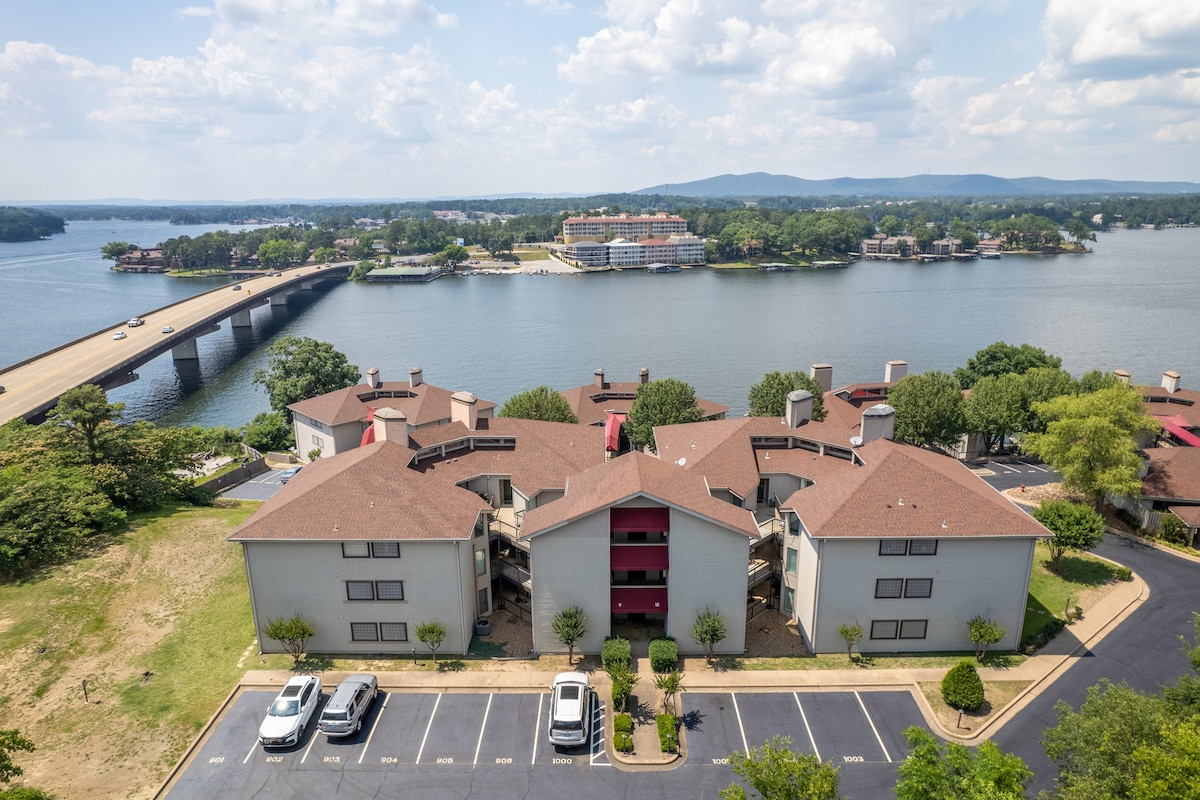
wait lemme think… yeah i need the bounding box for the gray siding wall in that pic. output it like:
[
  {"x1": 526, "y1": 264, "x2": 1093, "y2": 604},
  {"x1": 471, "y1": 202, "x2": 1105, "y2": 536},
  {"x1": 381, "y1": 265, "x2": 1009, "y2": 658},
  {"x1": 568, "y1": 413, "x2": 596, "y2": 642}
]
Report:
[
  {"x1": 790, "y1": 527, "x2": 821, "y2": 648},
  {"x1": 292, "y1": 415, "x2": 361, "y2": 460},
  {"x1": 243, "y1": 539, "x2": 474, "y2": 656},
  {"x1": 529, "y1": 512, "x2": 611, "y2": 655},
  {"x1": 667, "y1": 511, "x2": 751, "y2": 654},
  {"x1": 807, "y1": 536, "x2": 1036, "y2": 654}
]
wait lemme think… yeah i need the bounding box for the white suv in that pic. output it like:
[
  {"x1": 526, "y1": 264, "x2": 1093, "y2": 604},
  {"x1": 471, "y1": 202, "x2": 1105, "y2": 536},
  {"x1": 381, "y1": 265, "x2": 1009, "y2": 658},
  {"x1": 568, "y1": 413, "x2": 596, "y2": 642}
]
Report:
[
  {"x1": 259, "y1": 675, "x2": 322, "y2": 747},
  {"x1": 548, "y1": 672, "x2": 592, "y2": 747}
]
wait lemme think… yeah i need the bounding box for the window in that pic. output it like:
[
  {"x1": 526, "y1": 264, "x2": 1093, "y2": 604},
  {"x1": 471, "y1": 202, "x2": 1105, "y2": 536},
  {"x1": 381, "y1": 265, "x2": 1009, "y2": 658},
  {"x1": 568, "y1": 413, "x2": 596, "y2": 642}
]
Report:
[
  {"x1": 475, "y1": 549, "x2": 487, "y2": 577},
  {"x1": 371, "y1": 542, "x2": 400, "y2": 558},
  {"x1": 478, "y1": 587, "x2": 490, "y2": 616},
  {"x1": 350, "y1": 622, "x2": 378, "y2": 641},
  {"x1": 342, "y1": 542, "x2": 370, "y2": 558},
  {"x1": 782, "y1": 587, "x2": 795, "y2": 615},
  {"x1": 904, "y1": 578, "x2": 933, "y2": 598},
  {"x1": 899, "y1": 619, "x2": 928, "y2": 639},
  {"x1": 311, "y1": 434, "x2": 324, "y2": 449},
  {"x1": 346, "y1": 580, "x2": 375, "y2": 601},
  {"x1": 875, "y1": 578, "x2": 904, "y2": 599},
  {"x1": 785, "y1": 548, "x2": 798, "y2": 575},
  {"x1": 375, "y1": 580, "x2": 405, "y2": 601},
  {"x1": 908, "y1": 539, "x2": 938, "y2": 556},
  {"x1": 879, "y1": 539, "x2": 939, "y2": 556},
  {"x1": 871, "y1": 620, "x2": 899, "y2": 639},
  {"x1": 380, "y1": 622, "x2": 408, "y2": 641},
  {"x1": 879, "y1": 540, "x2": 907, "y2": 556}
]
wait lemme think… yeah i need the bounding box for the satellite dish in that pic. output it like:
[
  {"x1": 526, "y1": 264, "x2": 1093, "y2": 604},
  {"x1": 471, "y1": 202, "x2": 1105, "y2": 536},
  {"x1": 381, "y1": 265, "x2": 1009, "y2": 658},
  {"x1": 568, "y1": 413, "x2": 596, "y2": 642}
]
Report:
[
  {"x1": 850, "y1": 436, "x2": 863, "y2": 447},
  {"x1": 675, "y1": 457, "x2": 687, "y2": 466}
]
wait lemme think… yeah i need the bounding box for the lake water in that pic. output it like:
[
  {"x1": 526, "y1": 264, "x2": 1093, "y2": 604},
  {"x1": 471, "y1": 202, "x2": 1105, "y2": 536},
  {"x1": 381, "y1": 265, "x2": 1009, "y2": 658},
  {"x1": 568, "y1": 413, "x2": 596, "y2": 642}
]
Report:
[{"x1": 1, "y1": 220, "x2": 1196, "y2": 428}]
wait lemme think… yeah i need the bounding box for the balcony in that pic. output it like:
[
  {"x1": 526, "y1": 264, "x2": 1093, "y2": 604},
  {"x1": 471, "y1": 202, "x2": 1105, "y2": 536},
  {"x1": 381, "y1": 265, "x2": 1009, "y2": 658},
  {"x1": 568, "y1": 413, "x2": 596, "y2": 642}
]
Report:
[{"x1": 748, "y1": 558, "x2": 775, "y2": 587}]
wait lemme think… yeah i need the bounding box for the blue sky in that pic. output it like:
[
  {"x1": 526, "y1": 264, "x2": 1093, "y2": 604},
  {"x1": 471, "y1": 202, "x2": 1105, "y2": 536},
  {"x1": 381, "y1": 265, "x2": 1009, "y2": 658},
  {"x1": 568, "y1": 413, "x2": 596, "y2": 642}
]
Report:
[{"x1": 2, "y1": 0, "x2": 1198, "y2": 202}]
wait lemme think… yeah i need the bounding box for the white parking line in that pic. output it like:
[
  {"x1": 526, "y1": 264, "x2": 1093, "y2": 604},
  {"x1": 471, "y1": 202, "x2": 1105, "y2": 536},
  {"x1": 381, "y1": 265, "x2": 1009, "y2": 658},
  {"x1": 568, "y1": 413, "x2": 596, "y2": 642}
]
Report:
[
  {"x1": 473, "y1": 694, "x2": 493, "y2": 766},
  {"x1": 793, "y1": 693, "x2": 820, "y2": 762},
  {"x1": 299, "y1": 721, "x2": 321, "y2": 763},
  {"x1": 854, "y1": 692, "x2": 891, "y2": 763},
  {"x1": 731, "y1": 693, "x2": 750, "y2": 755},
  {"x1": 993, "y1": 462, "x2": 1021, "y2": 473},
  {"x1": 242, "y1": 739, "x2": 258, "y2": 764},
  {"x1": 1025, "y1": 463, "x2": 1050, "y2": 472},
  {"x1": 532, "y1": 693, "x2": 543, "y2": 765},
  {"x1": 590, "y1": 698, "x2": 605, "y2": 765},
  {"x1": 359, "y1": 692, "x2": 389, "y2": 764},
  {"x1": 414, "y1": 693, "x2": 442, "y2": 765}
]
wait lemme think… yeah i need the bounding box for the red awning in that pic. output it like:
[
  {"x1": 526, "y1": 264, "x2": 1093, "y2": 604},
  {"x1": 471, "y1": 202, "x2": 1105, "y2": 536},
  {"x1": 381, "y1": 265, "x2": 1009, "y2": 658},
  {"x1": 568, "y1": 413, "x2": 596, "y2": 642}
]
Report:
[
  {"x1": 611, "y1": 587, "x2": 668, "y2": 613},
  {"x1": 610, "y1": 507, "x2": 670, "y2": 533},
  {"x1": 610, "y1": 544, "x2": 669, "y2": 571},
  {"x1": 360, "y1": 407, "x2": 376, "y2": 446},
  {"x1": 1157, "y1": 415, "x2": 1200, "y2": 447},
  {"x1": 605, "y1": 412, "x2": 626, "y2": 452}
]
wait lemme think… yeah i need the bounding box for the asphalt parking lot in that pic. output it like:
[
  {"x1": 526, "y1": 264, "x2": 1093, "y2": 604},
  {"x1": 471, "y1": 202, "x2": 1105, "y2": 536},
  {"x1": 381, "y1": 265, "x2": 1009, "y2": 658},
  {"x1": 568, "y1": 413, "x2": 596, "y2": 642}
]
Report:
[{"x1": 163, "y1": 687, "x2": 926, "y2": 798}]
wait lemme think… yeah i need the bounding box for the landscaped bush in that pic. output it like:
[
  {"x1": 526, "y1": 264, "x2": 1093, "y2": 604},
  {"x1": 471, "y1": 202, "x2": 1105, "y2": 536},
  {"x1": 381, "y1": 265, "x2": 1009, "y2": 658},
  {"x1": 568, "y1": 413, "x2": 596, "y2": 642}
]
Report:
[
  {"x1": 608, "y1": 660, "x2": 637, "y2": 713},
  {"x1": 613, "y1": 713, "x2": 633, "y2": 753},
  {"x1": 1114, "y1": 566, "x2": 1133, "y2": 582},
  {"x1": 657, "y1": 713, "x2": 679, "y2": 752},
  {"x1": 649, "y1": 637, "x2": 677, "y2": 673},
  {"x1": 1021, "y1": 617, "x2": 1068, "y2": 654},
  {"x1": 941, "y1": 659, "x2": 985, "y2": 711},
  {"x1": 1158, "y1": 514, "x2": 1187, "y2": 546},
  {"x1": 602, "y1": 636, "x2": 631, "y2": 670}
]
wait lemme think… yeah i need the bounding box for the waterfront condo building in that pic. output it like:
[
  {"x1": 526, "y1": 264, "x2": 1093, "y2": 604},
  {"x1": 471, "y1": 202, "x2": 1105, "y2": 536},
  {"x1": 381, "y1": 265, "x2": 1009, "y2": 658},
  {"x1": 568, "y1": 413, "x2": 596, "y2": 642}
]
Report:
[{"x1": 561, "y1": 213, "x2": 689, "y2": 244}]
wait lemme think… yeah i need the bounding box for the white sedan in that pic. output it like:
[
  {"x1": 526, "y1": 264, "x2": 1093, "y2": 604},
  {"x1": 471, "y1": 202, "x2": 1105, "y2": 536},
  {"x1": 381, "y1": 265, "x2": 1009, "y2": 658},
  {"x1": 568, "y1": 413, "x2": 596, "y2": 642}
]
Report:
[{"x1": 259, "y1": 675, "x2": 322, "y2": 747}]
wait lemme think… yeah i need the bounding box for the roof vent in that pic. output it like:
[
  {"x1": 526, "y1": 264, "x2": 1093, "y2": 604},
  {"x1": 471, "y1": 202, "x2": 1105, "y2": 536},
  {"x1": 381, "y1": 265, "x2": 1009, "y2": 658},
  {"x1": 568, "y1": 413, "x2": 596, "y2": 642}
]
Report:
[{"x1": 849, "y1": 436, "x2": 863, "y2": 447}]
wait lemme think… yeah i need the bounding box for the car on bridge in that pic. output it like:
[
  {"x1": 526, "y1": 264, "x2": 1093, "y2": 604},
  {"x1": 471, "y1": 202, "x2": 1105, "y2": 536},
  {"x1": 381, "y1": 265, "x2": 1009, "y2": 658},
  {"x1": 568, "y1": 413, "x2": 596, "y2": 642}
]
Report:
[
  {"x1": 127, "y1": 317, "x2": 145, "y2": 327},
  {"x1": 161, "y1": 326, "x2": 174, "y2": 334},
  {"x1": 112, "y1": 331, "x2": 127, "y2": 340}
]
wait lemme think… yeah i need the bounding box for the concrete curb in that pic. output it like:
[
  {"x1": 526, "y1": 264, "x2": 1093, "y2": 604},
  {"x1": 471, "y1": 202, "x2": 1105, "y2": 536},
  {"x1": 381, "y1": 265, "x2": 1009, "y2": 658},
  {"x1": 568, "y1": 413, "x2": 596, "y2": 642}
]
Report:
[{"x1": 152, "y1": 684, "x2": 246, "y2": 800}]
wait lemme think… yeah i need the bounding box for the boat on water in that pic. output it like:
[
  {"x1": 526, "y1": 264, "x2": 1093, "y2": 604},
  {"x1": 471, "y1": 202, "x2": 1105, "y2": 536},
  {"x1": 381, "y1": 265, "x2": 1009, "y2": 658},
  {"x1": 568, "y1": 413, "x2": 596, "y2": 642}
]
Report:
[
  {"x1": 979, "y1": 251, "x2": 1002, "y2": 259},
  {"x1": 758, "y1": 262, "x2": 796, "y2": 272},
  {"x1": 810, "y1": 260, "x2": 850, "y2": 269},
  {"x1": 645, "y1": 262, "x2": 681, "y2": 273}
]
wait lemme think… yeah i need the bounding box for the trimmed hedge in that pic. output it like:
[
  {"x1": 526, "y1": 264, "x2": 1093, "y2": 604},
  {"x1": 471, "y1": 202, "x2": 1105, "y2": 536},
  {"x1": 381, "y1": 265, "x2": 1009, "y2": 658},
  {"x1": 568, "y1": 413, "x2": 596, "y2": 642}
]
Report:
[
  {"x1": 613, "y1": 713, "x2": 633, "y2": 753},
  {"x1": 941, "y1": 659, "x2": 985, "y2": 712},
  {"x1": 1021, "y1": 616, "x2": 1067, "y2": 654},
  {"x1": 602, "y1": 636, "x2": 631, "y2": 671},
  {"x1": 649, "y1": 637, "x2": 677, "y2": 673},
  {"x1": 657, "y1": 713, "x2": 678, "y2": 752},
  {"x1": 1114, "y1": 566, "x2": 1133, "y2": 582}
]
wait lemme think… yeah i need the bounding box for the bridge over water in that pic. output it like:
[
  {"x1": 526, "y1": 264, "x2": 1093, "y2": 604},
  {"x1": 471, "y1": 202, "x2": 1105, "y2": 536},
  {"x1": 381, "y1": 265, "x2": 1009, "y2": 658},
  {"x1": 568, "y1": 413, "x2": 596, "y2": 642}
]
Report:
[{"x1": 0, "y1": 263, "x2": 350, "y2": 424}]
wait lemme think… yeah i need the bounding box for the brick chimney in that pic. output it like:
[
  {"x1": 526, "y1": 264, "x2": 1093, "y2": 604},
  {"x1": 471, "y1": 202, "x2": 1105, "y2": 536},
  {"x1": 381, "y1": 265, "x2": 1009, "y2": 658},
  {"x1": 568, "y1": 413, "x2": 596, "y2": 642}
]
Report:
[
  {"x1": 639, "y1": 368, "x2": 650, "y2": 384},
  {"x1": 594, "y1": 368, "x2": 606, "y2": 388},
  {"x1": 451, "y1": 391, "x2": 479, "y2": 431},
  {"x1": 884, "y1": 360, "x2": 908, "y2": 383},
  {"x1": 1163, "y1": 371, "x2": 1181, "y2": 393},
  {"x1": 785, "y1": 390, "x2": 813, "y2": 429},
  {"x1": 409, "y1": 367, "x2": 423, "y2": 387},
  {"x1": 810, "y1": 364, "x2": 832, "y2": 393},
  {"x1": 861, "y1": 404, "x2": 896, "y2": 444},
  {"x1": 1113, "y1": 369, "x2": 1131, "y2": 384},
  {"x1": 372, "y1": 407, "x2": 410, "y2": 444},
  {"x1": 365, "y1": 367, "x2": 381, "y2": 389}
]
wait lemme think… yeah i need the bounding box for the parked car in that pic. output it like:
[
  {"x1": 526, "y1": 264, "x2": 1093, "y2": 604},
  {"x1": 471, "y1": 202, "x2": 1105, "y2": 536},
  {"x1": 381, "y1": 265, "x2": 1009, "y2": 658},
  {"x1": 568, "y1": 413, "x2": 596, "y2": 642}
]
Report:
[
  {"x1": 318, "y1": 674, "x2": 378, "y2": 737},
  {"x1": 279, "y1": 466, "x2": 302, "y2": 483},
  {"x1": 259, "y1": 675, "x2": 322, "y2": 748},
  {"x1": 161, "y1": 325, "x2": 174, "y2": 334},
  {"x1": 127, "y1": 317, "x2": 145, "y2": 327},
  {"x1": 112, "y1": 331, "x2": 127, "y2": 340},
  {"x1": 548, "y1": 672, "x2": 591, "y2": 747}
]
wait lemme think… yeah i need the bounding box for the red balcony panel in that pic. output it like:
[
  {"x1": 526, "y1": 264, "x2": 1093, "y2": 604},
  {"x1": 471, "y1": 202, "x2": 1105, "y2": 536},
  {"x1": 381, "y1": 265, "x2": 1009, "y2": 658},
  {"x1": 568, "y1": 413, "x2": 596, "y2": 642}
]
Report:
[
  {"x1": 610, "y1": 507, "x2": 670, "y2": 533},
  {"x1": 611, "y1": 587, "x2": 668, "y2": 614},
  {"x1": 610, "y1": 544, "x2": 669, "y2": 571}
]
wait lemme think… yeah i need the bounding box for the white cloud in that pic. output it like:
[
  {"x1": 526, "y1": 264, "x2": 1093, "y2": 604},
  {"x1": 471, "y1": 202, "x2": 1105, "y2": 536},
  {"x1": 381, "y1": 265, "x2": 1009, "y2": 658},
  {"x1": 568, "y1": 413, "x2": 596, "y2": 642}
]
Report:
[{"x1": 1044, "y1": 0, "x2": 1200, "y2": 80}]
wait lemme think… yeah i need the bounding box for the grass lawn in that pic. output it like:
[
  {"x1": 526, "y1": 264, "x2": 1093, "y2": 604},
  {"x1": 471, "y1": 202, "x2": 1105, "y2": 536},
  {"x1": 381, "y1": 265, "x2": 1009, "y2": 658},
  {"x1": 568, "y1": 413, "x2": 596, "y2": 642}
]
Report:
[
  {"x1": 1025, "y1": 540, "x2": 1124, "y2": 638},
  {"x1": 512, "y1": 248, "x2": 550, "y2": 261},
  {"x1": 0, "y1": 500, "x2": 258, "y2": 799},
  {"x1": 707, "y1": 262, "x2": 759, "y2": 269}
]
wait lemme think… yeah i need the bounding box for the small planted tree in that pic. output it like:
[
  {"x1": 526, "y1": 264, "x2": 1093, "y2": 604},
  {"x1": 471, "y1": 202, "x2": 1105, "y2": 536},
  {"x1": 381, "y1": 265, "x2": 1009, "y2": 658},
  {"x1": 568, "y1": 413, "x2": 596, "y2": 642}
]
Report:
[
  {"x1": 264, "y1": 614, "x2": 316, "y2": 665},
  {"x1": 552, "y1": 605, "x2": 587, "y2": 665},
  {"x1": 968, "y1": 616, "x2": 1007, "y2": 662},
  {"x1": 607, "y1": 660, "x2": 639, "y2": 713},
  {"x1": 654, "y1": 669, "x2": 683, "y2": 715},
  {"x1": 1032, "y1": 499, "x2": 1106, "y2": 572},
  {"x1": 941, "y1": 659, "x2": 986, "y2": 712},
  {"x1": 416, "y1": 620, "x2": 447, "y2": 664},
  {"x1": 838, "y1": 622, "x2": 863, "y2": 662},
  {"x1": 692, "y1": 609, "x2": 727, "y2": 663}
]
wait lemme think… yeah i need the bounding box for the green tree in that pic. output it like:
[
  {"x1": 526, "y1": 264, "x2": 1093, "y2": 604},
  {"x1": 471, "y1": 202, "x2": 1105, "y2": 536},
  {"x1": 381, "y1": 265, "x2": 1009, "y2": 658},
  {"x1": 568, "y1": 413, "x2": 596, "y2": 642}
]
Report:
[
  {"x1": 263, "y1": 614, "x2": 315, "y2": 665},
  {"x1": 1023, "y1": 385, "x2": 1159, "y2": 511},
  {"x1": 551, "y1": 605, "x2": 587, "y2": 665},
  {"x1": 837, "y1": 623, "x2": 863, "y2": 662},
  {"x1": 416, "y1": 620, "x2": 447, "y2": 663},
  {"x1": 437, "y1": 243, "x2": 470, "y2": 267},
  {"x1": 747, "y1": 372, "x2": 826, "y2": 420},
  {"x1": 896, "y1": 726, "x2": 1031, "y2": 800},
  {"x1": 692, "y1": 609, "x2": 727, "y2": 662},
  {"x1": 0, "y1": 730, "x2": 35, "y2": 784},
  {"x1": 1021, "y1": 367, "x2": 1080, "y2": 433},
  {"x1": 963, "y1": 373, "x2": 1027, "y2": 454},
  {"x1": 1131, "y1": 721, "x2": 1200, "y2": 800},
  {"x1": 47, "y1": 384, "x2": 124, "y2": 464},
  {"x1": 607, "y1": 661, "x2": 638, "y2": 713},
  {"x1": 498, "y1": 386, "x2": 579, "y2": 423},
  {"x1": 719, "y1": 735, "x2": 840, "y2": 800},
  {"x1": 942, "y1": 660, "x2": 986, "y2": 712},
  {"x1": 312, "y1": 246, "x2": 338, "y2": 263},
  {"x1": 878, "y1": 214, "x2": 904, "y2": 237},
  {"x1": 238, "y1": 411, "x2": 294, "y2": 453},
  {"x1": 257, "y1": 238, "x2": 300, "y2": 270},
  {"x1": 953, "y1": 342, "x2": 1063, "y2": 389},
  {"x1": 252, "y1": 336, "x2": 360, "y2": 421},
  {"x1": 888, "y1": 371, "x2": 967, "y2": 450},
  {"x1": 1032, "y1": 500, "x2": 1106, "y2": 571},
  {"x1": 654, "y1": 669, "x2": 683, "y2": 715},
  {"x1": 967, "y1": 616, "x2": 1007, "y2": 662},
  {"x1": 1064, "y1": 217, "x2": 1096, "y2": 247},
  {"x1": 624, "y1": 378, "x2": 706, "y2": 453},
  {"x1": 101, "y1": 241, "x2": 134, "y2": 262}
]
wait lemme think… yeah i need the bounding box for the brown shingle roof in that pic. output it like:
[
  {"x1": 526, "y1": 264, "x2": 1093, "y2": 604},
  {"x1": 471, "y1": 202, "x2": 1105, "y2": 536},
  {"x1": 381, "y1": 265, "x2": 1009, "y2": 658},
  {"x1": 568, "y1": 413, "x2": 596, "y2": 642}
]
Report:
[
  {"x1": 228, "y1": 441, "x2": 489, "y2": 542},
  {"x1": 1144, "y1": 386, "x2": 1200, "y2": 428},
  {"x1": 288, "y1": 380, "x2": 496, "y2": 428},
  {"x1": 559, "y1": 379, "x2": 729, "y2": 427},
  {"x1": 1142, "y1": 447, "x2": 1200, "y2": 501},
  {"x1": 780, "y1": 439, "x2": 1050, "y2": 539},
  {"x1": 520, "y1": 451, "x2": 759, "y2": 540}
]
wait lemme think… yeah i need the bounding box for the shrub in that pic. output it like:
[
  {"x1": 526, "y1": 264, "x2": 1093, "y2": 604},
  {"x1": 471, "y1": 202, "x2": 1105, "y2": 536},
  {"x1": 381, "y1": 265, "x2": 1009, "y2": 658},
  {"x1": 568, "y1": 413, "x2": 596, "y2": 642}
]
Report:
[
  {"x1": 657, "y1": 713, "x2": 679, "y2": 752},
  {"x1": 613, "y1": 713, "x2": 634, "y2": 753},
  {"x1": 602, "y1": 636, "x2": 631, "y2": 671},
  {"x1": 1158, "y1": 514, "x2": 1187, "y2": 545},
  {"x1": 1021, "y1": 617, "x2": 1068, "y2": 654},
  {"x1": 1114, "y1": 566, "x2": 1133, "y2": 582},
  {"x1": 608, "y1": 660, "x2": 638, "y2": 713},
  {"x1": 941, "y1": 660, "x2": 985, "y2": 712},
  {"x1": 649, "y1": 637, "x2": 678, "y2": 673}
]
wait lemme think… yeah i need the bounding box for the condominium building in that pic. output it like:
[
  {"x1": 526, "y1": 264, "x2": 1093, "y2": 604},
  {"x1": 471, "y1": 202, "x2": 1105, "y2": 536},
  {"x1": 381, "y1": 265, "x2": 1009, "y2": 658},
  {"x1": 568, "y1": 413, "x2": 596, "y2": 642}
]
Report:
[{"x1": 562, "y1": 213, "x2": 689, "y2": 244}]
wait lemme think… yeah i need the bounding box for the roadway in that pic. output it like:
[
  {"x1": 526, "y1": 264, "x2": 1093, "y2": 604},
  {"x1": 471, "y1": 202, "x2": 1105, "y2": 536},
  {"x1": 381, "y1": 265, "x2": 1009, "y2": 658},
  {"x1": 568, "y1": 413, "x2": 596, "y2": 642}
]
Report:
[{"x1": 0, "y1": 263, "x2": 348, "y2": 424}]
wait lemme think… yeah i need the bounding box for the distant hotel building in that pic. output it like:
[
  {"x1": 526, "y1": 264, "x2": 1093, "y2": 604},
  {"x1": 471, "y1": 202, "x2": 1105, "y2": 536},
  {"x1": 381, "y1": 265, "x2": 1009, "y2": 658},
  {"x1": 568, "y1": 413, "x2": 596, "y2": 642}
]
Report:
[
  {"x1": 562, "y1": 213, "x2": 704, "y2": 268},
  {"x1": 562, "y1": 213, "x2": 690, "y2": 244}
]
